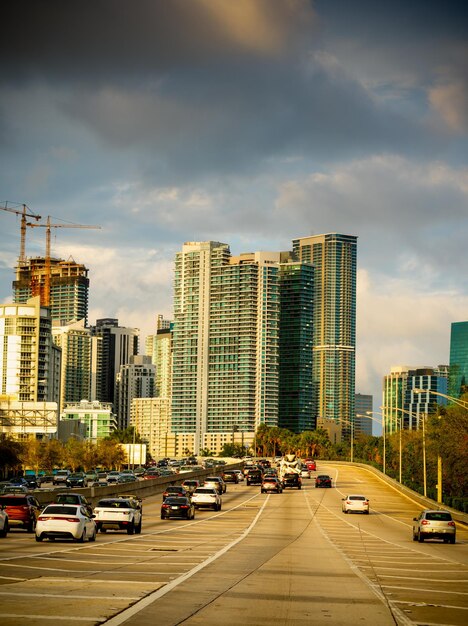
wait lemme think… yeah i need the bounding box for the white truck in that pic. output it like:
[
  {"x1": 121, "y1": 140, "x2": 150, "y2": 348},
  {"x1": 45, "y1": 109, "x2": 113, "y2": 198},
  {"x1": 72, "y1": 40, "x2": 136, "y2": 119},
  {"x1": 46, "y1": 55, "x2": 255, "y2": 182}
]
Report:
[
  {"x1": 93, "y1": 496, "x2": 142, "y2": 534},
  {"x1": 278, "y1": 454, "x2": 302, "y2": 489}
]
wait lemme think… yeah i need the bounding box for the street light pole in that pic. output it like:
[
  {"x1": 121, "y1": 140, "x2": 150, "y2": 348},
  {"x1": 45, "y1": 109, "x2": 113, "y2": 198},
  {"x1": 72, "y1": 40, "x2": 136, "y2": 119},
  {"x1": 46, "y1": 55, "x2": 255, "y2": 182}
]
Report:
[{"x1": 365, "y1": 410, "x2": 385, "y2": 475}]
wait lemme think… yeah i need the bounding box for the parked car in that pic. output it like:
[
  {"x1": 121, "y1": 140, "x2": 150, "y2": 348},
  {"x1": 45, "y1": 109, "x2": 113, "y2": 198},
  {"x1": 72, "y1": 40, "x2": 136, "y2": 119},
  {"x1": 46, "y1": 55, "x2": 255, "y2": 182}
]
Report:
[
  {"x1": 67, "y1": 472, "x2": 88, "y2": 488},
  {"x1": 143, "y1": 469, "x2": 161, "y2": 480},
  {"x1": 0, "y1": 493, "x2": 42, "y2": 532},
  {"x1": 191, "y1": 487, "x2": 222, "y2": 511},
  {"x1": 412, "y1": 510, "x2": 456, "y2": 543},
  {"x1": 342, "y1": 495, "x2": 370, "y2": 514},
  {"x1": 54, "y1": 493, "x2": 93, "y2": 516},
  {"x1": 245, "y1": 469, "x2": 263, "y2": 486},
  {"x1": 0, "y1": 504, "x2": 9, "y2": 537},
  {"x1": 204, "y1": 476, "x2": 227, "y2": 494},
  {"x1": 161, "y1": 496, "x2": 195, "y2": 520},
  {"x1": 37, "y1": 474, "x2": 55, "y2": 487},
  {"x1": 162, "y1": 486, "x2": 189, "y2": 501},
  {"x1": 282, "y1": 473, "x2": 302, "y2": 490},
  {"x1": 53, "y1": 470, "x2": 71, "y2": 486},
  {"x1": 261, "y1": 477, "x2": 283, "y2": 494},
  {"x1": 9, "y1": 477, "x2": 30, "y2": 489},
  {"x1": 222, "y1": 470, "x2": 239, "y2": 484},
  {"x1": 315, "y1": 475, "x2": 332, "y2": 488},
  {"x1": 35, "y1": 504, "x2": 96, "y2": 543},
  {"x1": 93, "y1": 497, "x2": 142, "y2": 534},
  {"x1": 181, "y1": 479, "x2": 201, "y2": 495},
  {"x1": 232, "y1": 470, "x2": 244, "y2": 482},
  {"x1": 106, "y1": 471, "x2": 121, "y2": 484},
  {"x1": 117, "y1": 474, "x2": 137, "y2": 484},
  {"x1": 84, "y1": 472, "x2": 99, "y2": 486},
  {"x1": 23, "y1": 475, "x2": 38, "y2": 489}
]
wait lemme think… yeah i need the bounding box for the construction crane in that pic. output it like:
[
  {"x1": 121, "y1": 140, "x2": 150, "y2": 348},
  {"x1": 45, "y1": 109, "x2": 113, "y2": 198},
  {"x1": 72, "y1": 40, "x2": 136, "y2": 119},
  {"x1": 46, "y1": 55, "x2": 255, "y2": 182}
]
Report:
[
  {"x1": 26, "y1": 216, "x2": 101, "y2": 307},
  {"x1": 0, "y1": 201, "x2": 41, "y2": 264}
]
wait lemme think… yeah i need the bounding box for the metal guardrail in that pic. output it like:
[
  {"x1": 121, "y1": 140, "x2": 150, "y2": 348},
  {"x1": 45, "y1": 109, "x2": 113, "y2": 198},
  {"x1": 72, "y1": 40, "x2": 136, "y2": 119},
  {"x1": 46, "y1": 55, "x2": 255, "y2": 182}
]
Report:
[
  {"x1": 32, "y1": 463, "x2": 244, "y2": 508},
  {"x1": 329, "y1": 460, "x2": 468, "y2": 526}
]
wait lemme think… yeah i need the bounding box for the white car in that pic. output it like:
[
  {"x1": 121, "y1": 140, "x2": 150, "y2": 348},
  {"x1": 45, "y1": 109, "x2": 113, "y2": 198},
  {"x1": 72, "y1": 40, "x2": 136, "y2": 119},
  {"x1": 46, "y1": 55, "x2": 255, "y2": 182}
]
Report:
[
  {"x1": 0, "y1": 504, "x2": 9, "y2": 537},
  {"x1": 342, "y1": 495, "x2": 370, "y2": 514},
  {"x1": 93, "y1": 497, "x2": 142, "y2": 534},
  {"x1": 35, "y1": 504, "x2": 96, "y2": 542},
  {"x1": 300, "y1": 466, "x2": 311, "y2": 479},
  {"x1": 233, "y1": 470, "x2": 244, "y2": 482},
  {"x1": 191, "y1": 487, "x2": 222, "y2": 511}
]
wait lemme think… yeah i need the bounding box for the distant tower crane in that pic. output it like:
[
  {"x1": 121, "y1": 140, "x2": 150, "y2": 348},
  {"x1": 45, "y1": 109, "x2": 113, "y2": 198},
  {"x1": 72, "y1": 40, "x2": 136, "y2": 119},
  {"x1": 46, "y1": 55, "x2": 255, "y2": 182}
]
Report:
[
  {"x1": 0, "y1": 201, "x2": 41, "y2": 264},
  {"x1": 26, "y1": 216, "x2": 101, "y2": 307}
]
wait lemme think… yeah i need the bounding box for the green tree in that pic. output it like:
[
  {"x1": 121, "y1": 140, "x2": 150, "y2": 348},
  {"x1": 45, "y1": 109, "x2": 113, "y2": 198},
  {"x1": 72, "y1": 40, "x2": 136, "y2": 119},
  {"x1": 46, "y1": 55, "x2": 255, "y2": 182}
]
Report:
[
  {"x1": 63, "y1": 437, "x2": 86, "y2": 471},
  {"x1": 0, "y1": 434, "x2": 23, "y2": 478},
  {"x1": 96, "y1": 439, "x2": 126, "y2": 470},
  {"x1": 39, "y1": 439, "x2": 64, "y2": 471}
]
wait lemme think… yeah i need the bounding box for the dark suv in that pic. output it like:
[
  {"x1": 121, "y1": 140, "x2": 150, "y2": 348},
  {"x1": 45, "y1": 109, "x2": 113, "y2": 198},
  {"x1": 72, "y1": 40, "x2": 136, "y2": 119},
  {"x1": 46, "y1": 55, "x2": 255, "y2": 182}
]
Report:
[
  {"x1": 282, "y1": 473, "x2": 302, "y2": 490},
  {"x1": 315, "y1": 474, "x2": 332, "y2": 488},
  {"x1": 0, "y1": 493, "x2": 41, "y2": 532},
  {"x1": 246, "y1": 469, "x2": 263, "y2": 486}
]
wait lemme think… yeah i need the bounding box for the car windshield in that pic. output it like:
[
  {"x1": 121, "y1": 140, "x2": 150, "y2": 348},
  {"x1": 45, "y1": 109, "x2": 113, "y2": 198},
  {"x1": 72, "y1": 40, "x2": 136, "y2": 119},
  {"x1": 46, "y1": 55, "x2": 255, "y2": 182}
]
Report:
[
  {"x1": 57, "y1": 495, "x2": 84, "y2": 504},
  {"x1": 349, "y1": 496, "x2": 366, "y2": 501},
  {"x1": 195, "y1": 488, "x2": 215, "y2": 494},
  {"x1": 425, "y1": 512, "x2": 452, "y2": 521},
  {"x1": 165, "y1": 497, "x2": 188, "y2": 505},
  {"x1": 97, "y1": 500, "x2": 132, "y2": 508},
  {"x1": 43, "y1": 505, "x2": 78, "y2": 515},
  {"x1": 0, "y1": 496, "x2": 29, "y2": 506}
]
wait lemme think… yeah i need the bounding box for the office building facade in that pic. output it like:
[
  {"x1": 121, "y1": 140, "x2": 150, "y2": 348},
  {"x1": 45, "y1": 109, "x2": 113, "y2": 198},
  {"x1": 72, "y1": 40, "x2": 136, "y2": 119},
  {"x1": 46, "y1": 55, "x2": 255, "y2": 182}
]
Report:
[
  {"x1": 383, "y1": 365, "x2": 448, "y2": 432},
  {"x1": 52, "y1": 320, "x2": 102, "y2": 413},
  {"x1": 355, "y1": 393, "x2": 373, "y2": 436},
  {"x1": 278, "y1": 261, "x2": 314, "y2": 432},
  {"x1": 449, "y1": 321, "x2": 468, "y2": 399},
  {"x1": 0, "y1": 296, "x2": 61, "y2": 404},
  {"x1": 90, "y1": 318, "x2": 139, "y2": 407},
  {"x1": 115, "y1": 355, "x2": 156, "y2": 430}
]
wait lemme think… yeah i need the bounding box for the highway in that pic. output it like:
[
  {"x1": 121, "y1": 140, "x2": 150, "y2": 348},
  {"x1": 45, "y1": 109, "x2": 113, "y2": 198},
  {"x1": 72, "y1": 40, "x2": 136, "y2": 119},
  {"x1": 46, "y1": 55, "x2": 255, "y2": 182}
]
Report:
[{"x1": 0, "y1": 463, "x2": 466, "y2": 626}]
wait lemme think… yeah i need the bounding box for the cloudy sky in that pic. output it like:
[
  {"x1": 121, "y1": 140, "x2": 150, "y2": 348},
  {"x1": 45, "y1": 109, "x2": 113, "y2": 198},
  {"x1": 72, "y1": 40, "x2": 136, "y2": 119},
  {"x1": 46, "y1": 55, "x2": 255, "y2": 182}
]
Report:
[{"x1": 1, "y1": 0, "x2": 467, "y2": 423}]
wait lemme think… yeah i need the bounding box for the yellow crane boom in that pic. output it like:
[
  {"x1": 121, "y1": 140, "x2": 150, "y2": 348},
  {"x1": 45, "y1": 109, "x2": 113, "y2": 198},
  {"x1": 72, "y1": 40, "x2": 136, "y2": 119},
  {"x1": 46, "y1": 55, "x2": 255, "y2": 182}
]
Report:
[
  {"x1": 26, "y1": 216, "x2": 101, "y2": 306},
  {"x1": 0, "y1": 201, "x2": 41, "y2": 263}
]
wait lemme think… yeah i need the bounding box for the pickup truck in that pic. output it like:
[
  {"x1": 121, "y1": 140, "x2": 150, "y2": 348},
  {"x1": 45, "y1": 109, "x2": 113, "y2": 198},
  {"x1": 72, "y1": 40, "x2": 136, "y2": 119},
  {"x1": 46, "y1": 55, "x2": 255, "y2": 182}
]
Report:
[{"x1": 93, "y1": 497, "x2": 142, "y2": 535}]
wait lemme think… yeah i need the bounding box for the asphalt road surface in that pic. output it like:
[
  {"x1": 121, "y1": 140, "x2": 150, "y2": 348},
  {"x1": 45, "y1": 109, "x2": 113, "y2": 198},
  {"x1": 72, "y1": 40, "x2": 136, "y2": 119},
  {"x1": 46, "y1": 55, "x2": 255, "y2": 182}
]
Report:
[{"x1": 0, "y1": 463, "x2": 466, "y2": 626}]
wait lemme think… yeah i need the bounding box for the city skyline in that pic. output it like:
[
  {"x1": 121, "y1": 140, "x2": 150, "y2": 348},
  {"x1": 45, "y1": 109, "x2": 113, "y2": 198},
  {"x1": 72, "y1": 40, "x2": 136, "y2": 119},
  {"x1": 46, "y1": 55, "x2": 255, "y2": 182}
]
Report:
[{"x1": 1, "y1": 1, "x2": 467, "y2": 410}]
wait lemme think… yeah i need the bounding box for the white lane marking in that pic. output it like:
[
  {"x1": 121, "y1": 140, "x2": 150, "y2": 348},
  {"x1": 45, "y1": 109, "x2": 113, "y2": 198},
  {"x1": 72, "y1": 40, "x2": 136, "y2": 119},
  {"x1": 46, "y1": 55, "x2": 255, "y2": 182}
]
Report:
[
  {"x1": 303, "y1": 489, "x2": 414, "y2": 626},
  {"x1": 36, "y1": 578, "x2": 160, "y2": 585},
  {"x1": 0, "y1": 563, "x2": 99, "y2": 573},
  {"x1": 103, "y1": 494, "x2": 270, "y2": 626},
  {"x1": 0, "y1": 592, "x2": 139, "y2": 600},
  {"x1": 376, "y1": 574, "x2": 468, "y2": 582},
  {"x1": 1, "y1": 615, "x2": 104, "y2": 622},
  {"x1": 394, "y1": 600, "x2": 468, "y2": 610},
  {"x1": 381, "y1": 585, "x2": 468, "y2": 596}
]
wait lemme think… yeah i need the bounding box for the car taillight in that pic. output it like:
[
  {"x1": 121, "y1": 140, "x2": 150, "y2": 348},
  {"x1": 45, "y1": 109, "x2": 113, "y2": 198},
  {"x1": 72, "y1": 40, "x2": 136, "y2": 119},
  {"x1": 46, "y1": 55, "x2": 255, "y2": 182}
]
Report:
[
  {"x1": 162, "y1": 503, "x2": 170, "y2": 508},
  {"x1": 65, "y1": 518, "x2": 80, "y2": 523},
  {"x1": 448, "y1": 521, "x2": 455, "y2": 527},
  {"x1": 180, "y1": 505, "x2": 189, "y2": 509},
  {"x1": 421, "y1": 520, "x2": 429, "y2": 525},
  {"x1": 38, "y1": 516, "x2": 50, "y2": 521}
]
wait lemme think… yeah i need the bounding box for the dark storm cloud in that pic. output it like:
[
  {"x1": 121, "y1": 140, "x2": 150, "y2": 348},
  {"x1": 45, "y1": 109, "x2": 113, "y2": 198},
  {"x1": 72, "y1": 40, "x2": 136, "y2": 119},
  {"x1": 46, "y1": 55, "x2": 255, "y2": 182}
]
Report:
[{"x1": 1, "y1": 0, "x2": 315, "y2": 83}]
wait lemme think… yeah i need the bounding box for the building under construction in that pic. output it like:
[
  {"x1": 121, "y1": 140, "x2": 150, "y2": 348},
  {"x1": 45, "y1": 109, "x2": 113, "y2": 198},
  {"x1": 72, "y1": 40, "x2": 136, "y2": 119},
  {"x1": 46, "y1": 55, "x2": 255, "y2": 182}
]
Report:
[{"x1": 13, "y1": 256, "x2": 90, "y2": 326}]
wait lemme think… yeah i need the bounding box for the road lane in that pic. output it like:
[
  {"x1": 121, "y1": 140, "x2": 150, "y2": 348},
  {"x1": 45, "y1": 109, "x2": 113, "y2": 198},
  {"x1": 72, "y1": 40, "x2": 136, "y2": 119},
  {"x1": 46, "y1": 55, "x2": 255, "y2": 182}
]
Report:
[{"x1": 0, "y1": 464, "x2": 466, "y2": 626}]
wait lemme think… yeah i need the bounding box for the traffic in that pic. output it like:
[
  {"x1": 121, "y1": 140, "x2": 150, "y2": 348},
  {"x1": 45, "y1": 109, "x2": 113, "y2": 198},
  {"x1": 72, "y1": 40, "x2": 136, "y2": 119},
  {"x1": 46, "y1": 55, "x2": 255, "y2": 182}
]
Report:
[{"x1": 0, "y1": 459, "x2": 466, "y2": 626}]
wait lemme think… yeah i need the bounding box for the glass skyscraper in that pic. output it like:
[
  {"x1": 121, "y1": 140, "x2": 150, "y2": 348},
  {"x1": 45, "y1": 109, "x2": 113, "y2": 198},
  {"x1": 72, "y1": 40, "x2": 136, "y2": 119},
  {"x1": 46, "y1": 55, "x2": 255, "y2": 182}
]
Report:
[
  {"x1": 292, "y1": 234, "x2": 357, "y2": 426},
  {"x1": 449, "y1": 321, "x2": 468, "y2": 399},
  {"x1": 278, "y1": 261, "x2": 314, "y2": 432}
]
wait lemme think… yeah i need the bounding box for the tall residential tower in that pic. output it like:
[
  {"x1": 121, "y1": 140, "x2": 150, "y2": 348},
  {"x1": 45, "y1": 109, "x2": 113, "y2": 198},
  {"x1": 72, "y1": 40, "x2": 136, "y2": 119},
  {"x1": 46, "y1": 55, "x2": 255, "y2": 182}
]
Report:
[{"x1": 292, "y1": 234, "x2": 357, "y2": 427}]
